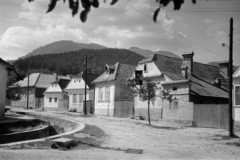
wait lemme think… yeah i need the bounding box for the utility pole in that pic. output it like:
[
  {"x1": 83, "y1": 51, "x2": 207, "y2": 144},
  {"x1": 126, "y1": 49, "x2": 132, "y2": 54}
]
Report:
[
  {"x1": 84, "y1": 55, "x2": 87, "y2": 115},
  {"x1": 229, "y1": 17, "x2": 234, "y2": 137},
  {"x1": 27, "y1": 71, "x2": 29, "y2": 109}
]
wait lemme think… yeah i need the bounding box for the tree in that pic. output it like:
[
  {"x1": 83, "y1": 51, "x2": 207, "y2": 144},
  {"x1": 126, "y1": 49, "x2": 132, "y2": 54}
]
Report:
[
  {"x1": 28, "y1": 0, "x2": 197, "y2": 22},
  {"x1": 6, "y1": 70, "x2": 25, "y2": 101},
  {"x1": 128, "y1": 76, "x2": 158, "y2": 126}
]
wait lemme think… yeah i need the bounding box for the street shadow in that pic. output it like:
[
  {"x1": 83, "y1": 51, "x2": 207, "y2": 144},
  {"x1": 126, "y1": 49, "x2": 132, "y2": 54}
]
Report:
[
  {"x1": 226, "y1": 142, "x2": 240, "y2": 147},
  {"x1": 212, "y1": 134, "x2": 239, "y2": 141},
  {"x1": 134, "y1": 122, "x2": 185, "y2": 130}
]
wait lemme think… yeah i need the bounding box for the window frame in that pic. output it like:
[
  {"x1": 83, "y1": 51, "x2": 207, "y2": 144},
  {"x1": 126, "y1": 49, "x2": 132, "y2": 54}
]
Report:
[
  {"x1": 72, "y1": 94, "x2": 77, "y2": 103},
  {"x1": 235, "y1": 85, "x2": 240, "y2": 106},
  {"x1": 54, "y1": 97, "x2": 57, "y2": 102},
  {"x1": 105, "y1": 86, "x2": 110, "y2": 101},
  {"x1": 98, "y1": 87, "x2": 104, "y2": 101},
  {"x1": 49, "y1": 97, "x2": 52, "y2": 102},
  {"x1": 79, "y1": 94, "x2": 83, "y2": 103}
]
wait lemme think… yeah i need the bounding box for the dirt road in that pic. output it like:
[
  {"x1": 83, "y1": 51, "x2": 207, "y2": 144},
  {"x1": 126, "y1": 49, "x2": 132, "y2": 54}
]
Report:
[{"x1": 1, "y1": 110, "x2": 240, "y2": 160}]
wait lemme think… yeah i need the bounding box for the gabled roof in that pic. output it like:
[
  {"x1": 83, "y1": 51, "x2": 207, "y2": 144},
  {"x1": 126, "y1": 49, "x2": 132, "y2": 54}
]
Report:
[
  {"x1": 142, "y1": 53, "x2": 228, "y2": 98},
  {"x1": 92, "y1": 63, "x2": 136, "y2": 83},
  {"x1": 14, "y1": 73, "x2": 69, "y2": 88},
  {"x1": 0, "y1": 58, "x2": 15, "y2": 70},
  {"x1": 233, "y1": 66, "x2": 240, "y2": 77}
]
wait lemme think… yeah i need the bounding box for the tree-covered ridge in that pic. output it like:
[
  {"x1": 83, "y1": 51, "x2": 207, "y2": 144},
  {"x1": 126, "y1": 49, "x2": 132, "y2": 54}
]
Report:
[{"x1": 14, "y1": 48, "x2": 144, "y2": 75}]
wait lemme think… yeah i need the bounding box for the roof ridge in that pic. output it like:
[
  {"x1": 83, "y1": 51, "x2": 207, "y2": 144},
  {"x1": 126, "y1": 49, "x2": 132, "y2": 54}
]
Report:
[{"x1": 193, "y1": 61, "x2": 220, "y2": 69}]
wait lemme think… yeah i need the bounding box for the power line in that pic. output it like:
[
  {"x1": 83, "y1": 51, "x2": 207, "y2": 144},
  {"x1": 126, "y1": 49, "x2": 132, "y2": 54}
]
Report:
[{"x1": 122, "y1": 0, "x2": 228, "y2": 59}]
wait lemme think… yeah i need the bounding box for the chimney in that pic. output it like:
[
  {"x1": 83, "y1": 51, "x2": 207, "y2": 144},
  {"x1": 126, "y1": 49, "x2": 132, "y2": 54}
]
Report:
[
  {"x1": 182, "y1": 52, "x2": 194, "y2": 75},
  {"x1": 181, "y1": 66, "x2": 188, "y2": 79},
  {"x1": 214, "y1": 77, "x2": 222, "y2": 88},
  {"x1": 218, "y1": 61, "x2": 229, "y2": 77},
  {"x1": 53, "y1": 72, "x2": 58, "y2": 81}
]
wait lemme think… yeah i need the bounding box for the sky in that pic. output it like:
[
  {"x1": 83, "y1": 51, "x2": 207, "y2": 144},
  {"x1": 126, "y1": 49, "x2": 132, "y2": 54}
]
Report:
[{"x1": 0, "y1": 0, "x2": 240, "y2": 65}]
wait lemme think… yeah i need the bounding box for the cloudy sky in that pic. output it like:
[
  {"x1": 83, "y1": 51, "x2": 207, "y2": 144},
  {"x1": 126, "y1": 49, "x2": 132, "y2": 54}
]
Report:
[{"x1": 0, "y1": 0, "x2": 240, "y2": 65}]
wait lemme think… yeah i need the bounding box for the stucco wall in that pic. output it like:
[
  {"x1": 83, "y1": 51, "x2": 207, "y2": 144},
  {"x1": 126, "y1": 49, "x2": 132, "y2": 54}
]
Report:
[
  {"x1": 44, "y1": 93, "x2": 64, "y2": 109},
  {"x1": 0, "y1": 65, "x2": 7, "y2": 119},
  {"x1": 11, "y1": 94, "x2": 35, "y2": 108},
  {"x1": 94, "y1": 81, "x2": 115, "y2": 116}
]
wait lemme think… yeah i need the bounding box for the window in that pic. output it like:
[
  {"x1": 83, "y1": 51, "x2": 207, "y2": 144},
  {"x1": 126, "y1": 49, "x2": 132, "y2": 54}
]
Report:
[
  {"x1": 49, "y1": 97, "x2": 52, "y2": 102},
  {"x1": 172, "y1": 87, "x2": 177, "y2": 91},
  {"x1": 54, "y1": 98, "x2": 57, "y2": 102},
  {"x1": 98, "y1": 87, "x2": 104, "y2": 101},
  {"x1": 144, "y1": 64, "x2": 147, "y2": 72},
  {"x1": 105, "y1": 87, "x2": 110, "y2": 101},
  {"x1": 79, "y1": 94, "x2": 83, "y2": 103},
  {"x1": 235, "y1": 86, "x2": 240, "y2": 105},
  {"x1": 72, "y1": 94, "x2": 77, "y2": 103}
]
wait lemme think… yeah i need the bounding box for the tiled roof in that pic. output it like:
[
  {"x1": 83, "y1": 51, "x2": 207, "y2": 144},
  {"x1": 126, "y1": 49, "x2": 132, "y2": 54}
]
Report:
[
  {"x1": 146, "y1": 54, "x2": 228, "y2": 98},
  {"x1": 82, "y1": 72, "x2": 101, "y2": 89},
  {"x1": 92, "y1": 63, "x2": 136, "y2": 83},
  {"x1": 190, "y1": 76, "x2": 228, "y2": 98},
  {"x1": 0, "y1": 58, "x2": 15, "y2": 70},
  {"x1": 14, "y1": 73, "x2": 69, "y2": 88}
]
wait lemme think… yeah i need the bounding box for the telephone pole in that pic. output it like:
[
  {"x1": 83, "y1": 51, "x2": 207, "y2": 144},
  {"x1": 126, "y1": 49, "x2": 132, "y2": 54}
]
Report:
[
  {"x1": 84, "y1": 55, "x2": 87, "y2": 115},
  {"x1": 229, "y1": 17, "x2": 234, "y2": 137}
]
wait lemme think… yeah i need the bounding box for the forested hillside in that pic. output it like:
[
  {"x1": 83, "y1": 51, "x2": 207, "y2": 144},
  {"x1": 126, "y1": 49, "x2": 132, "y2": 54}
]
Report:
[{"x1": 14, "y1": 48, "x2": 144, "y2": 75}]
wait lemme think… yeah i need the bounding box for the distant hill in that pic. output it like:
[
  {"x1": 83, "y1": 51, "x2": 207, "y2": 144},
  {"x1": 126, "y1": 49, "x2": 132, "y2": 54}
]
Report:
[
  {"x1": 129, "y1": 46, "x2": 181, "y2": 59},
  {"x1": 15, "y1": 48, "x2": 144, "y2": 75},
  {"x1": 22, "y1": 40, "x2": 107, "y2": 58}
]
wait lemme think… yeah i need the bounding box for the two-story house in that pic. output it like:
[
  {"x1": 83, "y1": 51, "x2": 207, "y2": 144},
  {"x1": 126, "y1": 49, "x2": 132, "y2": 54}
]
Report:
[
  {"x1": 132, "y1": 52, "x2": 229, "y2": 126},
  {"x1": 64, "y1": 72, "x2": 99, "y2": 113},
  {"x1": 0, "y1": 58, "x2": 15, "y2": 119},
  {"x1": 92, "y1": 63, "x2": 136, "y2": 116}
]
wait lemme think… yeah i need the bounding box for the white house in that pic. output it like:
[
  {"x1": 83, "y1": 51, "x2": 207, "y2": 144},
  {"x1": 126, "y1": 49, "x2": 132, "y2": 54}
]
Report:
[
  {"x1": 233, "y1": 66, "x2": 240, "y2": 121},
  {"x1": 64, "y1": 72, "x2": 99, "y2": 113},
  {"x1": 0, "y1": 58, "x2": 15, "y2": 119},
  {"x1": 92, "y1": 63, "x2": 136, "y2": 116},
  {"x1": 43, "y1": 78, "x2": 70, "y2": 110}
]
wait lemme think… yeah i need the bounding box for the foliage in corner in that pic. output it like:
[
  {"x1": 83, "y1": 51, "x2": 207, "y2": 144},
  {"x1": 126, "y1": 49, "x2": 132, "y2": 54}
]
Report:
[
  {"x1": 28, "y1": 0, "x2": 198, "y2": 23},
  {"x1": 6, "y1": 70, "x2": 25, "y2": 101}
]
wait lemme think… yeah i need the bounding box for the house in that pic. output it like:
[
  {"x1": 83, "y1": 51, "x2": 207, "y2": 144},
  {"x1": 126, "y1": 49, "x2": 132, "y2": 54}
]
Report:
[
  {"x1": 133, "y1": 52, "x2": 229, "y2": 126},
  {"x1": 12, "y1": 73, "x2": 70, "y2": 108},
  {"x1": 43, "y1": 76, "x2": 70, "y2": 110},
  {"x1": 0, "y1": 58, "x2": 15, "y2": 119},
  {"x1": 92, "y1": 62, "x2": 136, "y2": 117},
  {"x1": 64, "y1": 72, "x2": 99, "y2": 113},
  {"x1": 233, "y1": 66, "x2": 240, "y2": 121}
]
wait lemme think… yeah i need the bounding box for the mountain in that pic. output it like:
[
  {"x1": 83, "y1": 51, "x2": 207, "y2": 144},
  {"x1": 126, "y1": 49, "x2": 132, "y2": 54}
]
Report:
[
  {"x1": 208, "y1": 61, "x2": 238, "y2": 72},
  {"x1": 14, "y1": 48, "x2": 144, "y2": 75},
  {"x1": 129, "y1": 46, "x2": 181, "y2": 59},
  {"x1": 23, "y1": 40, "x2": 107, "y2": 58},
  {"x1": 129, "y1": 47, "x2": 154, "y2": 57}
]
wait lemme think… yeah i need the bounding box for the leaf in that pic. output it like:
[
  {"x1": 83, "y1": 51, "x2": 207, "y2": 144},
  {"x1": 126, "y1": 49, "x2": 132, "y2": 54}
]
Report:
[
  {"x1": 46, "y1": 0, "x2": 58, "y2": 13},
  {"x1": 91, "y1": 0, "x2": 99, "y2": 8},
  {"x1": 80, "y1": 9, "x2": 90, "y2": 22},
  {"x1": 153, "y1": 7, "x2": 160, "y2": 23},
  {"x1": 69, "y1": 0, "x2": 74, "y2": 9},
  {"x1": 72, "y1": 0, "x2": 79, "y2": 17},
  {"x1": 110, "y1": 0, "x2": 118, "y2": 5},
  {"x1": 81, "y1": 0, "x2": 91, "y2": 9},
  {"x1": 172, "y1": 0, "x2": 184, "y2": 10},
  {"x1": 159, "y1": 0, "x2": 171, "y2": 7}
]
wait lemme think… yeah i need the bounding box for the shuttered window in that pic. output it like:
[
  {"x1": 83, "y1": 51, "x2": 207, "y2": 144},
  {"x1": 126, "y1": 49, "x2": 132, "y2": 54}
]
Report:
[
  {"x1": 79, "y1": 94, "x2": 83, "y2": 103},
  {"x1": 73, "y1": 94, "x2": 77, "y2": 103},
  {"x1": 235, "y1": 86, "x2": 240, "y2": 105},
  {"x1": 105, "y1": 87, "x2": 110, "y2": 101}
]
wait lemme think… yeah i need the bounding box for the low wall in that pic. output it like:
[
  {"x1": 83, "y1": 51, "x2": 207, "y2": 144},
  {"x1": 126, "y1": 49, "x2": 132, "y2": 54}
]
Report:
[
  {"x1": 0, "y1": 111, "x2": 85, "y2": 146},
  {"x1": 0, "y1": 126, "x2": 49, "y2": 144}
]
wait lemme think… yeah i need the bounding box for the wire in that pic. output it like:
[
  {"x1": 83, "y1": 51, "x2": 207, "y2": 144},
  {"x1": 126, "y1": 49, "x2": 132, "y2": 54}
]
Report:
[{"x1": 122, "y1": 0, "x2": 228, "y2": 59}]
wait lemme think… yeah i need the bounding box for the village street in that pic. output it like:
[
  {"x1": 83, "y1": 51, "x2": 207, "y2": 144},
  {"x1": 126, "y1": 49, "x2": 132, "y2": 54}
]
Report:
[{"x1": 0, "y1": 110, "x2": 240, "y2": 160}]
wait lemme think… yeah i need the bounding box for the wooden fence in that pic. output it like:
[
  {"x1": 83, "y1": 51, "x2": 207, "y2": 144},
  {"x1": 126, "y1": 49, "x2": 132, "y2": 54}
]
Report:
[
  {"x1": 114, "y1": 100, "x2": 133, "y2": 118},
  {"x1": 58, "y1": 99, "x2": 69, "y2": 111},
  {"x1": 35, "y1": 98, "x2": 44, "y2": 109},
  {"x1": 194, "y1": 104, "x2": 229, "y2": 129}
]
